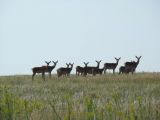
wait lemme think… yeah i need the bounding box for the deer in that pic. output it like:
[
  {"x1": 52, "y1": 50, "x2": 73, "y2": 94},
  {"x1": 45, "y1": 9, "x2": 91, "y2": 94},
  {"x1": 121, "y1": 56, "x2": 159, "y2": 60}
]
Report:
[
  {"x1": 83, "y1": 62, "x2": 89, "y2": 76},
  {"x1": 43, "y1": 61, "x2": 58, "y2": 78},
  {"x1": 104, "y1": 57, "x2": 121, "y2": 74},
  {"x1": 32, "y1": 60, "x2": 58, "y2": 81},
  {"x1": 124, "y1": 56, "x2": 142, "y2": 74},
  {"x1": 57, "y1": 63, "x2": 70, "y2": 77},
  {"x1": 83, "y1": 60, "x2": 102, "y2": 76},
  {"x1": 76, "y1": 66, "x2": 85, "y2": 76},
  {"x1": 76, "y1": 63, "x2": 87, "y2": 76},
  {"x1": 66, "y1": 63, "x2": 74, "y2": 76}
]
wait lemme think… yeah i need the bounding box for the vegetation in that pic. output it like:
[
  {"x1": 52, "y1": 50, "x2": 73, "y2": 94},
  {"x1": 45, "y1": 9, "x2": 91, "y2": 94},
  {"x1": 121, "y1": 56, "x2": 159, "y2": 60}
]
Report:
[{"x1": 0, "y1": 73, "x2": 160, "y2": 120}]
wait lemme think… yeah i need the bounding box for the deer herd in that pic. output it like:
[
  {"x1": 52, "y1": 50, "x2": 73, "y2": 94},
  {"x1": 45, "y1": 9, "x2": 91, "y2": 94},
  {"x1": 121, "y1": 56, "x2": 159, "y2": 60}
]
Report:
[{"x1": 32, "y1": 56, "x2": 142, "y2": 80}]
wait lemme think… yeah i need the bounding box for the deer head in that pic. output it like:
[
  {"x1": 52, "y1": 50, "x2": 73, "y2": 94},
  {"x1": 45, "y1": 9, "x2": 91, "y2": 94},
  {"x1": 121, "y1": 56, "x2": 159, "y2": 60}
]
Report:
[
  {"x1": 52, "y1": 60, "x2": 58, "y2": 66},
  {"x1": 135, "y1": 56, "x2": 142, "y2": 64},
  {"x1": 66, "y1": 63, "x2": 70, "y2": 68},
  {"x1": 115, "y1": 57, "x2": 121, "y2": 64},
  {"x1": 96, "y1": 60, "x2": 102, "y2": 68},
  {"x1": 45, "y1": 61, "x2": 51, "y2": 66},
  {"x1": 84, "y1": 62, "x2": 89, "y2": 67},
  {"x1": 69, "y1": 63, "x2": 74, "y2": 69}
]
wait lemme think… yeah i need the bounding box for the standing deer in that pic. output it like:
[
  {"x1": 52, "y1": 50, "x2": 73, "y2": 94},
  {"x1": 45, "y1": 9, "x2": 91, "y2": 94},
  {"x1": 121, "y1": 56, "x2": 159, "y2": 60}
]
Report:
[
  {"x1": 83, "y1": 60, "x2": 102, "y2": 76},
  {"x1": 125, "y1": 56, "x2": 142, "y2": 74},
  {"x1": 76, "y1": 66, "x2": 85, "y2": 76},
  {"x1": 44, "y1": 61, "x2": 58, "y2": 78},
  {"x1": 32, "y1": 60, "x2": 58, "y2": 81},
  {"x1": 76, "y1": 62, "x2": 87, "y2": 76},
  {"x1": 104, "y1": 57, "x2": 121, "y2": 74},
  {"x1": 83, "y1": 62, "x2": 89, "y2": 76},
  {"x1": 57, "y1": 63, "x2": 70, "y2": 77},
  {"x1": 66, "y1": 63, "x2": 74, "y2": 76}
]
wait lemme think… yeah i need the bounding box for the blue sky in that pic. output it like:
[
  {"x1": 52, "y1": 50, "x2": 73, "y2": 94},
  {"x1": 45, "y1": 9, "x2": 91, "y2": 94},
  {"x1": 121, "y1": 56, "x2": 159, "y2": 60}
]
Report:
[{"x1": 0, "y1": 0, "x2": 160, "y2": 75}]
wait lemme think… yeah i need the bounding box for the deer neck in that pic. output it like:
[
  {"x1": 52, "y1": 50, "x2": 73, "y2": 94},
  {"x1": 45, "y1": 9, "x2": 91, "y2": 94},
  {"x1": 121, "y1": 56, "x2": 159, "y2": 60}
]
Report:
[
  {"x1": 70, "y1": 66, "x2": 73, "y2": 70},
  {"x1": 115, "y1": 61, "x2": 119, "y2": 66},
  {"x1": 136, "y1": 59, "x2": 139, "y2": 66},
  {"x1": 50, "y1": 64, "x2": 56, "y2": 70},
  {"x1": 97, "y1": 64, "x2": 100, "y2": 68}
]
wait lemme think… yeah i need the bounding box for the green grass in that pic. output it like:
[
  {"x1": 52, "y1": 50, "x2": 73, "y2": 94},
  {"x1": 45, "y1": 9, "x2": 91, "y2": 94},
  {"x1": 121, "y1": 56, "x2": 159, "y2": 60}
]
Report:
[{"x1": 0, "y1": 73, "x2": 160, "y2": 120}]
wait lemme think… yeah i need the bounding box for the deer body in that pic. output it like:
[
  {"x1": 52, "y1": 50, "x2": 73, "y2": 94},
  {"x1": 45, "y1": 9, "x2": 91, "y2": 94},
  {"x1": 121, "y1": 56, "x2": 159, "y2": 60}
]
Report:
[
  {"x1": 119, "y1": 66, "x2": 130, "y2": 74},
  {"x1": 104, "y1": 57, "x2": 121, "y2": 74},
  {"x1": 32, "y1": 66, "x2": 46, "y2": 81}
]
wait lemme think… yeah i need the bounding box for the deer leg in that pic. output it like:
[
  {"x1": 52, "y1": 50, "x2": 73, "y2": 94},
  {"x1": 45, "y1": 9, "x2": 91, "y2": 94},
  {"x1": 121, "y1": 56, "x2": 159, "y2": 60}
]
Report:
[
  {"x1": 113, "y1": 69, "x2": 115, "y2": 75},
  {"x1": 104, "y1": 69, "x2": 106, "y2": 74},
  {"x1": 32, "y1": 73, "x2": 36, "y2": 81},
  {"x1": 104, "y1": 69, "x2": 107, "y2": 74},
  {"x1": 76, "y1": 71, "x2": 79, "y2": 76},
  {"x1": 119, "y1": 69, "x2": 121, "y2": 74},
  {"x1": 49, "y1": 72, "x2": 51, "y2": 79},
  {"x1": 76, "y1": 71, "x2": 77, "y2": 76},
  {"x1": 42, "y1": 72, "x2": 45, "y2": 81}
]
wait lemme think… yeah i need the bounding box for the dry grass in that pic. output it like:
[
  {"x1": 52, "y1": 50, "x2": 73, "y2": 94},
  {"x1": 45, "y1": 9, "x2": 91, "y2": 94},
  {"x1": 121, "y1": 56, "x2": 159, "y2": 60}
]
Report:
[{"x1": 0, "y1": 73, "x2": 160, "y2": 120}]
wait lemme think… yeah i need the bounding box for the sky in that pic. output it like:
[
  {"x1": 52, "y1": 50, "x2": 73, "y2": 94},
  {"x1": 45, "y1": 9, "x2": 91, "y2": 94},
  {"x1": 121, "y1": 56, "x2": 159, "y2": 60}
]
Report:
[{"x1": 0, "y1": 0, "x2": 160, "y2": 75}]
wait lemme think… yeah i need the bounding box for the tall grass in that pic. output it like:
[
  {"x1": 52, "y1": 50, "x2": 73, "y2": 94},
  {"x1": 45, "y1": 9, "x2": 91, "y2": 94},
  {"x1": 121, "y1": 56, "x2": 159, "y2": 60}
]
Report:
[{"x1": 0, "y1": 73, "x2": 160, "y2": 120}]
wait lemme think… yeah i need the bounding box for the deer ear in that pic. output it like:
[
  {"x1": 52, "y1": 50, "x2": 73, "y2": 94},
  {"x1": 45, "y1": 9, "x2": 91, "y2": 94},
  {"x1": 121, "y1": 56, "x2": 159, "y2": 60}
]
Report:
[
  {"x1": 119, "y1": 57, "x2": 121, "y2": 60},
  {"x1": 56, "y1": 60, "x2": 58, "y2": 63}
]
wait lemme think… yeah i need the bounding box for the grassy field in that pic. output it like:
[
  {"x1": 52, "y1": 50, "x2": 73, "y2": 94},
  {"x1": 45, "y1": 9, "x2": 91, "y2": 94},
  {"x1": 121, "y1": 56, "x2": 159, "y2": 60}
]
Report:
[{"x1": 0, "y1": 73, "x2": 160, "y2": 120}]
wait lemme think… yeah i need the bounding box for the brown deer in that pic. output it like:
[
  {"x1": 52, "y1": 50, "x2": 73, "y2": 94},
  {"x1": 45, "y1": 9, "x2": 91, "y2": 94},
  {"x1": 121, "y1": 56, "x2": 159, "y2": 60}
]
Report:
[
  {"x1": 32, "y1": 60, "x2": 58, "y2": 81},
  {"x1": 76, "y1": 63, "x2": 87, "y2": 76},
  {"x1": 104, "y1": 57, "x2": 121, "y2": 74},
  {"x1": 83, "y1": 62, "x2": 89, "y2": 76},
  {"x1": 43, "y1": 61, "x2": 58, "y2": 78},
  {"x1": 66, "y1": 63, "x2": 74, "y2": 76},
  {"x1": 57, "y1": 63, "x2": 70, "y2": 77},
  {"x1": 125, "y1": 56, "x2": 142, "y2": 74},
  {"x1": 83, "y1": 60, "x2": 102, "y2": 76}
]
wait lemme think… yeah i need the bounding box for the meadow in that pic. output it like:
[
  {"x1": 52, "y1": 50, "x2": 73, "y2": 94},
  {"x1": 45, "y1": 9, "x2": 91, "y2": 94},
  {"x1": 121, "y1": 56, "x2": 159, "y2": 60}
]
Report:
[{"x1": 0, "y1": 73, "x2": 160, "y2": 120}]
